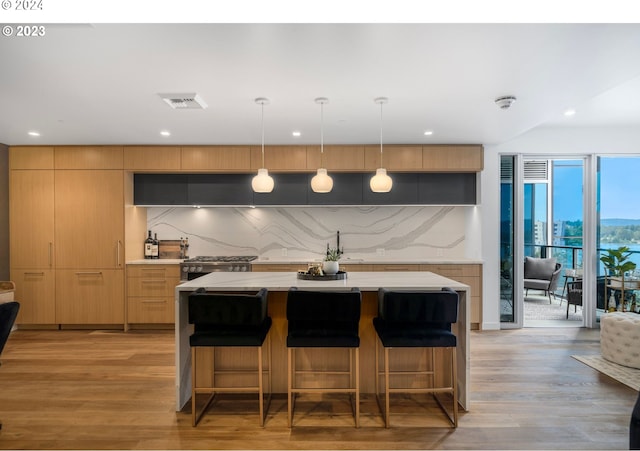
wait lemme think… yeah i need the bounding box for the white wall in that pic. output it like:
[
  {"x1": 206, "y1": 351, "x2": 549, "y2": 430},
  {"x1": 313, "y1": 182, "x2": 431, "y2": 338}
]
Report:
[{"x1": 481, "y1": 125, "x2": 640, "y2": 330}]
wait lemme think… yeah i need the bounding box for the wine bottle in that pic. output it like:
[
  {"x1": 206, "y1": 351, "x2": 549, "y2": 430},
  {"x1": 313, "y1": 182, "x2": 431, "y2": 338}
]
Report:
[
  {"x1": 144, "y1": 230, "x2": 153, "y2": 259},
  {"x1": 152, "y1": 232, "x2": 159, "y2": 259}
]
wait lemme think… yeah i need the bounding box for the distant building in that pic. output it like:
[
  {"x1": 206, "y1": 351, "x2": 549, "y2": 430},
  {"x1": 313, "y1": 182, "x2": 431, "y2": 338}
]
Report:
[
  {"x1": 534, "y1": 221, "x2": 546, "y2": 245},
  {"x1": 554, "y1": 221, "x2": 567, "y2": 245}
]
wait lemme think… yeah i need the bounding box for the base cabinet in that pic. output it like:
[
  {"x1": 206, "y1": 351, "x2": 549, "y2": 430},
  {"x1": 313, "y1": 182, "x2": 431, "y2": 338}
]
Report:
[
  {"x1": 55, "y1": 270, "x2": 124, "y2": 325},
  {"x1": 126, "y1": 264, "x2": 180, "y2": 325},
  {"x1": 10, "y1": 269, "x2": 55, "y2": 324}
]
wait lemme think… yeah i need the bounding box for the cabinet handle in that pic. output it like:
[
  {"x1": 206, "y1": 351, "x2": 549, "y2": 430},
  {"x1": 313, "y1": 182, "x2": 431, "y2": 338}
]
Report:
[
  {"x1": 116, "y1": 240, "x2": 122, "y2": 267},
  {"x1": 48, "y1": 242, "x2": 53, "y2": 267},
  {"x1": 141, "y1": 299, "x2": 167, "y2": 304},
  {"x1": 142, "y1": 280, "x2": 167, "y2": 284},
  {"x1": 24, "y1": 272, "x2": 45, "y2": 276},
  {"x1": 75, "y1": 271, "x2": 103, "y2": 275}
]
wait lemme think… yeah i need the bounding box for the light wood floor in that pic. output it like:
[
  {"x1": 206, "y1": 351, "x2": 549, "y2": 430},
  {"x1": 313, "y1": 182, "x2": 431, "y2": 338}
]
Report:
[{"x1": 0, "y1": 327, "x2": 636, "y2": 450}]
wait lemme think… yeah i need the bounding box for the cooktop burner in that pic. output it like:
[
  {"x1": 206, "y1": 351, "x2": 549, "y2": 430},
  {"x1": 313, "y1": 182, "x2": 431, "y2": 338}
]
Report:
[{"x1": 184, "y1": 256, "x2": 258, "y2": 263}]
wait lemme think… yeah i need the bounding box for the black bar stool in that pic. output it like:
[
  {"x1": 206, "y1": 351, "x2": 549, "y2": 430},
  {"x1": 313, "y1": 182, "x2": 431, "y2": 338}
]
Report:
[
  {"x1": 373, "y1": 288, "x2": 459, "y2": 427},
  {"x1": 286, "y1": 287, "x2": 362, "y2": 427},
  {"x1": 188, "y1": 288, "x2": 272, "y2": 426}
]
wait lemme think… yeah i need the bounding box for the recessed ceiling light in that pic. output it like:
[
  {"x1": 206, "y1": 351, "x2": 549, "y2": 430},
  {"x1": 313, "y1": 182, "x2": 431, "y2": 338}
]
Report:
[
  {"x1": 160, "y1": 130, "x2": 171, "y2": 137},
  {"x1": 424, "y1": 130, "x2": 434, "y2": 136},
  {"x1": 564, "y1": 108, "x2": 576, "y2": 117},
  {"x1": 28, "y1": 131, "x2": 40, "y2": 137},
  {"x1": 292, "y1": 131, "x2": 301, "y2": 137}
]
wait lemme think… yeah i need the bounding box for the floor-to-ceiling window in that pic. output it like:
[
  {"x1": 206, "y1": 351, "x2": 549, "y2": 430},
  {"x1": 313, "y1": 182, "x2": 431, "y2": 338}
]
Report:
[
  {"x1": 597, "y1": 156, "x2": 640, "y2": 316},
  {"x1": 500, "y1": 156, "x2": 515, "y2": 323}
]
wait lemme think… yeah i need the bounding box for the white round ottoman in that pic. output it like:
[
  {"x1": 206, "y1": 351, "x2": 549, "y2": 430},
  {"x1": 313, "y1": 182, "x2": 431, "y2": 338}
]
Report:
[{"x1": 601, "y1": 312, "x2": 640, "y2": 369}]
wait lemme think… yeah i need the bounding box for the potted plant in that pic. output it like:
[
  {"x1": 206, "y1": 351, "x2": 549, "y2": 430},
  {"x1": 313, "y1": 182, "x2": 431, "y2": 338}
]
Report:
[
  {"x1": 322, "y1": 248, "x2": 341, "y2": 275},
  {"x1": 600, "y1": 246, "x2": 637, "y2": 311}
]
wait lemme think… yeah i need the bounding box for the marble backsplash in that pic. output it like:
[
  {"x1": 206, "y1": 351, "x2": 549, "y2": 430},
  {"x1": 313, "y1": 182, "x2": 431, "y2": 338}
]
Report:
[{"x1": 146, "y1": 206, "x2": 475, "y2": 261}]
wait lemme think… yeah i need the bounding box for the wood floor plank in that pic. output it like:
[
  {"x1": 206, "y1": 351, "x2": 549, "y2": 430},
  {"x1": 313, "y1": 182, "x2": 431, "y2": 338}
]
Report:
[{"x1": 0, "y1": 327, "x2": 636, "y2": 449}]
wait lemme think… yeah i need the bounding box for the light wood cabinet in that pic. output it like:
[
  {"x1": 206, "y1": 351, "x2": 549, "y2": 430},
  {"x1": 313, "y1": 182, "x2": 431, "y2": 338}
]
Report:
[
  {"x1": 422, "y1": 145, "x2": 483, "y2": 172},
  {"x1": 126, "y1": 264, "x2": 180, "y2": 325},
  {"x1": 421, "y1": 264, "x2": 483, "y2": 327},
  {"x1": 251, "y1": 264, "x2": 309, "y2": 272},
  {"x1": 54, "y1": 170, "x2": 124, "y2": 269},
  {"x1": 55, "y1": 269, "x2": 124, "y2": 324},
  {"x1": 373, "y1": 264, "x2": 421, "y2": 272},
  {"x1": 10, "y1": 269, "x2": 55, "y2": 324},
  {"x1": 251, "y1": 146, "x2": 309, "y2": 171},
  {"x1": 181, "y1": 146, "x2": 251, "y2": 171},
  {"x1": 365, "y1": 145, "x2": 423, "y2": 171},
  {"x1": 54, "y1": 146, "x2": 123, "y2": 169},
  {"x1": 9, "y1": 146, "x2": 54, "y2": 169},
  {"x1": 339, "y1": 264, "x2": 374, "y2": 272},
  {"x1": 124, "y1": 146, "x2": 181, "y2": 170},
  {"x1": 10, "y1": 170, "x2": 54, "y2": 268},
  {"x1": 306, "y1": 145, "x2": 366, "y2": 171}
]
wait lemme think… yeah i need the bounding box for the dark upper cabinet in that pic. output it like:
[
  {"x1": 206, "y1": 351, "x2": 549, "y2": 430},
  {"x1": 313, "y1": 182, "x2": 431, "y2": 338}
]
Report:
[
  {"x1": 418, "y1": 173, "x2": 476, "y2": 204},
  {"x1": 134, "y1": 174, "x2": 188, "y2": 205},
  {"x1": 308, "y1": 172, "x2": 364, "y2": 205},
  {"x1": 133, "y1": 172, "x2": 477, "y2": 206},
  {"x1": 188, "y1": 174, "x2": 253, "y2": 205},
  {"x1": 362, "y1": 173, "x2": 419, "y2": 205},
  {"x1": 252, "y1": 173, "x2": 308, "y2": 205}
]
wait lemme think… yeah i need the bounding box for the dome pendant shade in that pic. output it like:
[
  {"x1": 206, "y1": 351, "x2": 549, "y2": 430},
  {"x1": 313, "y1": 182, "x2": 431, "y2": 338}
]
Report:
[
  {"x1": 311, "y1": 168, "x2": 334, "y2": 193},
  {"x1": 370, "y1": 168, "x2": 393, "y2": 193},
  {"x1": 252, "y1": 168, "x2": 274, "y2": 193}
]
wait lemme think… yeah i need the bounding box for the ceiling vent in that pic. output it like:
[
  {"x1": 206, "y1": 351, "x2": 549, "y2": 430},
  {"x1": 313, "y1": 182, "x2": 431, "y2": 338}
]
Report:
[{"x1": 158, "y1": 93, "x2": 208, "y2": 110}]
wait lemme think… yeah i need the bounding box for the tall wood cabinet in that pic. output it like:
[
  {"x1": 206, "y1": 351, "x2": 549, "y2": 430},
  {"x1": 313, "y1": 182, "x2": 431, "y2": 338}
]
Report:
[
  {"x1": 9, "y1": 146, "x2": 126, "y2": 327},
  {"x1": 54, "y1": 169, "x2": 125, "y2": 324},
  {"x1": 9, "y1": 159, "x2": 56, "y2": 324}
]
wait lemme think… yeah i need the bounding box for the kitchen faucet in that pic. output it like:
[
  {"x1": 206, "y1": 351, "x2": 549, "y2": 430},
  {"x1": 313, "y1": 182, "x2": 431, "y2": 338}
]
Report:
[{"x1": 326, "y1": 230, "x2": 344, "y2": 258}]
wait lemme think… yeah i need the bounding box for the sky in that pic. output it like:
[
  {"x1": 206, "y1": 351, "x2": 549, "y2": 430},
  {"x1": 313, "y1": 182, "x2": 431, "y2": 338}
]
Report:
[{"x1": 552, "y1": 157, "x2": 640, "y2": 221}]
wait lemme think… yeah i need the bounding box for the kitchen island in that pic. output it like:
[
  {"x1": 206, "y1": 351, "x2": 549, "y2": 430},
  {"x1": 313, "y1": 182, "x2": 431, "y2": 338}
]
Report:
[{"x1": 174, "y1": 271, "x2": 470, "y2": 412}]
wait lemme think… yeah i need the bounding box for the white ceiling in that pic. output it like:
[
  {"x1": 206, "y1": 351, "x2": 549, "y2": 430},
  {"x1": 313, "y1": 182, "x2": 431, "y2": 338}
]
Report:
[{"x1": 2, "y1": 23, "x2": 640, "y2": 147}]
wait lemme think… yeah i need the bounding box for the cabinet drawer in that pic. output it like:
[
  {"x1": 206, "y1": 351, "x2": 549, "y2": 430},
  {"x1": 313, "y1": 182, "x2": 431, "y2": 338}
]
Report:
[
  {"x1": 128, "y1": 296, "x2": 174, "y2": 323},
  {"x1": 251, "y1": 264, "x2": 309, "y2": 272},
  {"x1": 55, "y1": 269, "x2": 124, "y2": 324},
  {"x1": 374, "y1": 264, "x2": 421, "y2": 272},
  {"x1": 420, "y1": 264, "x2": 481, "y2": 277},
  {"x1": 340, "y1": 264, "x2": 374, "y2": 272},
  {"x1": 127, "y1": 265, "x2": 181, "y2": 278},
  {"x1": 127, "y1": 277, "x2": 179, "y2": 297}
]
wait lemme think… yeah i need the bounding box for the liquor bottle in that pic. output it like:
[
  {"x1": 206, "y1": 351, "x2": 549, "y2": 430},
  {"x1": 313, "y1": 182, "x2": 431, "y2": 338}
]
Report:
[
  {"x1": 152, "y1": 232, "x2": 159, "y2": 259},
  {"x1": 144, "y1": 230, "x2": 153, "y2": 259},
  {"x1": 184, "y1": 237, "x2": 189, "y2": 259}
]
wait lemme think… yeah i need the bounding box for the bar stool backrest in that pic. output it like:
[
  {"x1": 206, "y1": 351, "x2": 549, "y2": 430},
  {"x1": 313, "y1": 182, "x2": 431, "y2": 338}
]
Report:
[
  {"x1": 286, "y1": 287, "x2": 361, "y2": 338},
  {"x1": 188, "y1": 288, "x2": 268, "y2": 330},
  {"x1": 0, "y1": 301, "x2": 20, "y2": 357},
  {"x1": 377, "y1": 288, "x2": 458, "y2": 330}
]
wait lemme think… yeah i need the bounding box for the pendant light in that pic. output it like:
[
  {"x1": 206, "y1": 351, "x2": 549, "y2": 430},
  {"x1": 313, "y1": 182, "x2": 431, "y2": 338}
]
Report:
[
  {"x1": 370, "y1": 97, "x2": 393, "y2": 193},
  {"x1": 310, "y1": 97, "x2": 333, "y2": 193},
  {"x1": 252, "y1": 97, "x2": 274, "y2": 193}
]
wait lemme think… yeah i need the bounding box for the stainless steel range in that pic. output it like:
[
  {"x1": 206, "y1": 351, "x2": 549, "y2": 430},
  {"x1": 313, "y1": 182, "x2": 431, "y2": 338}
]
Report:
[{"x1": 180, "y1": 256, "x2": 257, "y2": 280}]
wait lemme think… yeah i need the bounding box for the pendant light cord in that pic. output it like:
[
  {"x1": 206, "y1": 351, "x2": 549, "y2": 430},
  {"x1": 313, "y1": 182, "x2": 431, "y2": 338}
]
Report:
[
  {"x1": 320, "y1": 101, "x2": 324, "y2": 167},
  {"x1": 379, "y1": 100, "x2": 384, "y2": 167},
  {"x1": 261, "y1": 101, "x2": 265, "y2": 168}
]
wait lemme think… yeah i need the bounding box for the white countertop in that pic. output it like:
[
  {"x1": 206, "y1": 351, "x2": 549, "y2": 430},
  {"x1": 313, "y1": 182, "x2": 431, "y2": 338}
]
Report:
[
  {"x1": 127, "y1": 259, "x2": 184, "y2": 265},
  {"x1": 175, "y1": 270, "x2": 470, "y2": 292}
]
